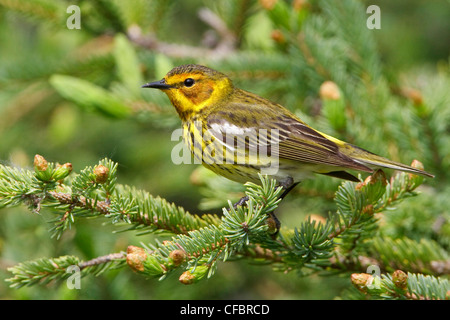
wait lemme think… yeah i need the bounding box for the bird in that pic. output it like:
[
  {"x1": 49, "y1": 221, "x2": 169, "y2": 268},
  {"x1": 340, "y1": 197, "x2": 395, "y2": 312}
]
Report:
[{"x1": 142, "y1": 64, "x2": 433, "y2": 202}]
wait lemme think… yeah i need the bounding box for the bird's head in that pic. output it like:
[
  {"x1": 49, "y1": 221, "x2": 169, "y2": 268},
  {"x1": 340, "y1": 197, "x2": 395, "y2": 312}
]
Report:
[{"x1": 142, "y1": 64, "x2": 234, "y2": 121}]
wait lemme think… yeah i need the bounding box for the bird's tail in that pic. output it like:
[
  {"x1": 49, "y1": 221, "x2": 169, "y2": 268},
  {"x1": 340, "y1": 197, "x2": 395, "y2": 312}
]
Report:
[
  {"x1": 319, "y1": 132, "x2": 434, "y2": 178},
  {"x1": 348, "y1": 146, "x2": 434, "y2": 178}
]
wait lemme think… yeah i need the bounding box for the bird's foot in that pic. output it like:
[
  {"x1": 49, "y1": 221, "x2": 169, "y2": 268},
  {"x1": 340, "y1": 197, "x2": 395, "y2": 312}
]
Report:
[
  {"x1": 267, "y1": 211, "x2": 281, "y2": 239},
  {"x1": 233, "y1": 195, "x2": 249, "y2": 210},
  {"x1": 231, "y1": 177, "x2": 299, "y2": 239}
]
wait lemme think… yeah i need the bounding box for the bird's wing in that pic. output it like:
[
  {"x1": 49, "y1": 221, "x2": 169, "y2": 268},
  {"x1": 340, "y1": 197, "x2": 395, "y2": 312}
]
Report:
[{"x1": 205, "y1": 96, "x2": 372, "y2": 173}]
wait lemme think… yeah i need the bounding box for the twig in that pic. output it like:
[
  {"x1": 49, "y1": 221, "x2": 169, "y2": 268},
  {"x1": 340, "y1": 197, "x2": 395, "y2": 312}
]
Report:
[
  {"x1": 48, "y1": 191, "x2": 109, "y2": 215},
  {"x1": 127, "y1": 8, "x2": 237, "y2": 60},
  {"x1": 47, "y1": 191, "x2": 196, "y2": 234},
  {"x1": 78, "y1": 252, "x2": 126, "y2": 269}
]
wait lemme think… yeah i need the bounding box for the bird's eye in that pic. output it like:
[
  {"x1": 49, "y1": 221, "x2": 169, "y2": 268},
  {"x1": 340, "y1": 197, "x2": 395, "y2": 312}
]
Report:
[{"x1": 184, "y1": 78, "x2": 195, "y2": 87}]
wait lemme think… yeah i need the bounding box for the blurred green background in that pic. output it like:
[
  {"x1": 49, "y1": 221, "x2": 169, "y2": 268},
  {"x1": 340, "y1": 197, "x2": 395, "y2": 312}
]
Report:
[{"x1": 0, "y1": 0, "x2": 448, "y2": 299}]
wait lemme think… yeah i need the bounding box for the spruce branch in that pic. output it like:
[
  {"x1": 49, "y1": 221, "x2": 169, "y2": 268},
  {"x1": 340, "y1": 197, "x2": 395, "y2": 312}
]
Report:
[
  {"x1": 123, "y1": 174, "x2": 285, "y2": 283},
  {"x1": 328, "y1": 166, "x2": 425, "y2": 242},
  {"x1": 6, "y1": 253, "x2": 126, "y2": 289},
  {"x1": 0, "y1": 156, "x2": 220, "y2": 239},
  {"x1": 2, "y1": 157, "x2": 439, "y2": 289},
  {"x1": 350, "y1": 270, "x2": 450, "y2": 300},
  {"x1": 292, "y1": 217, "x2": 334, "y2": 264},
  {"x1": 125, "y1": 167, "x2": 434, "y2": 284},
  {"x1": 369, "y1": 237, "x2": 450, "y2": 276},
  {"x1": 0, "y1": 0, "x2": 65, "y2": 26}
]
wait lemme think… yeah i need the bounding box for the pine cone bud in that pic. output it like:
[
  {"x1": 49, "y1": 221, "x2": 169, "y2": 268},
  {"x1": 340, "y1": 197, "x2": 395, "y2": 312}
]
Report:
[
  {"x1": 34, "y1": 154, "x2": 53, "y2": 181},
  {"x1": 266, "y1": 216, "x2": 278, "y2": 234},
  {"x1": 271, "y1": 30, "x2": 285, "y2": 44},
  {"x1": 169, "y1": 249, "x2": 186, "y2": 267},
  {"x1": 351, "y1": 273, "x2": 373, "y2": 293},
  {"x1": 179, "y1": 265, "x2": 209, "y2": 285},
  {"x1": 356, "y1": 170, "x2": 387, "y2": 191},
  {"x1": 319, "y1": 81, "x2": 341, "y2": 100},
  {"x1": 355, "y1": 181, "x2": 365, "y2": 191},
  {"x1": 126, "y1": 245, "x2": 148, "y2": 272},
  {"x1": 410, "y1": 159, "x2": 424, "y2": 171},
  {"x1": 408, "y1": 159, "x2": 426, "y2": 184},
  {"x1": 34, "y1": 154, "x2": 48, "y2": 172},
  {"x1": 368, "y1": 169, "x2": 388, "y2": 186},
  {"x1": 307, "y1": 214, "x2": 327, "y2": 224},
  {"x1": 292, "y1": 0, "x2": 306, "y2": 11},
  {"x1": 93, "y1": 165, "x2": 109, "y2": 183},
  {"x1": 126, "y1": 246, "x2": 166, "y2": 277},
  {"x1": 179, "y1": 271, "x2": 195, "y2": 285},
  {"x1": 361, "y1": 204, "x2": 374, "y2": 216},
  {"x1": 392, "y1": 270, "x2": 408, "y2": 289},
  {"x1": 259, "y1": 0, "x2": 277, "y2": 10},
  {"x1": 53, "y1": 163, "x2": 73, "y2": 181},
  {"x1": 402, "y1": 88, "x2": 423, "y2": 106}
]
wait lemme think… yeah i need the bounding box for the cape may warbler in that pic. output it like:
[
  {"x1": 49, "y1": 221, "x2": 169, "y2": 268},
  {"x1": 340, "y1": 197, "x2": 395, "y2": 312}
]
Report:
[{"x1": 143, "y1": 64, "x2": 433, "y2": 195}]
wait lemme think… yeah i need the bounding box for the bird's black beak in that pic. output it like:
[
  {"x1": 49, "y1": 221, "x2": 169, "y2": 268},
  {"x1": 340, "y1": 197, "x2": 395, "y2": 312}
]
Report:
[{"x1": 141, "y1": 79, "x2": 173, "y2": 90}]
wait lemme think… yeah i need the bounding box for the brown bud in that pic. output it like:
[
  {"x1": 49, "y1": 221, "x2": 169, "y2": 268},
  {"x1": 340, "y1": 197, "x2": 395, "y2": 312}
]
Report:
[
  {"x1": 351, "y1": 273, "x2": 373, "y2": 292},
  {"x1": 292, "y1": 0, "x2": 306, "y2": 11},
  {"x1": 179, "y1": 265, "x2": 209, "y2": 285},
  {"x1": 362, "y1": 204, "x2": 374, "y2": 216},
  {"x1": 53, "y1": 163, "x2": 73, "y2": 181},
  {"x1": 271, "y1": 30, "x2": 285, "y2": 44},
  {"x1": 408, "y1": 160, "x2": 427, "y2": 182},
  {"x1": 307, "y1": 214, "x2": 327, "y2": 225},
  {"x1": 179, "y1": 271, "x2": 196, "y2": 285},
  {"x1": 34, "y1": 154, "x2": 48, "y2": 172},
  {"x1": 259, "y1": 0, "x2": 277, "y2": 10},
  {"x1": 189, "y1": 168, "x2": 203, "y2": 186},
  {"x1": 319, "y1": 81, "x2": 341, "y2": 100},
  {"x1": 126, "y1": 246, "x2": 148, "y2": 272},
  {"x1": 402, "y1": 88, "x2": 423, "y2": 106},
  {"x1": 93, "y1": 165, "x2": 109, "y2": 183},
  {"x1": 410, "y1": 159, "x2": 424, "y2": 171},
  {"x1": 266, "y1": 216, "x2": 278, "y2": 234},
  {"x1": 369, "y1": 169, "x2": 388, "y2": 186},
  {"x1": 392, "y1": 270, "x2": 408, "y2": 289},
  {"x1": 355, "y1": 181, "x2": 365, "y2": 191},
  {"x1": 169, "y1": 249, "x2": 186, "y2": 266}
]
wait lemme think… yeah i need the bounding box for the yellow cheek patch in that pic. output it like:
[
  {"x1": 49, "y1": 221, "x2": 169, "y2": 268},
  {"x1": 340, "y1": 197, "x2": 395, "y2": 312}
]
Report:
[{"x1": 163, "y1": 75, "x2": 232, "y2": 120}]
